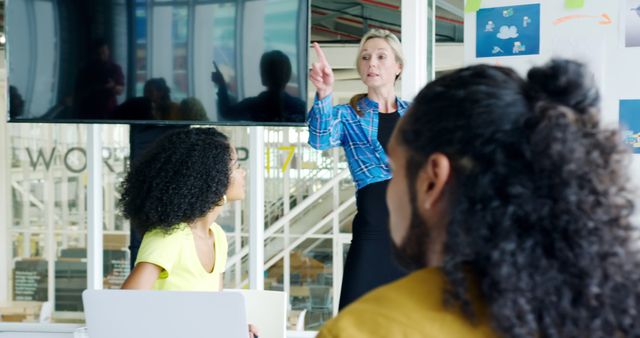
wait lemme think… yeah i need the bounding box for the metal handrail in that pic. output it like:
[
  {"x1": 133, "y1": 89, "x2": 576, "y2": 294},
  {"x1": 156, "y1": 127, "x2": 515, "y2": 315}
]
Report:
[
  {"x1": 265, "y1": 196, "x2": 356, "y2": 269},
  {"x1": 226, "y1": 169, "x2": 350, "y2": 267},
  {"x1": 235, "y1": 195, "x2": 357, "y2": 288},
  {"x1": 263, "y1": 155, "x2": 335, "y2": 219}
]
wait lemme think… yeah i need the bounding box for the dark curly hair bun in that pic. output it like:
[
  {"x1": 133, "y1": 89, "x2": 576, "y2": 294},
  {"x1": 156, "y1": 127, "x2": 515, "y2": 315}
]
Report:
[
  {"x1": 119, "y1": 127, "x2": 232, "y2": 234},
  {"x1": 399, "y1": 59, "x2": 640, "y2": 338},
  {"x1": 526, "y1": 59, "x2": 600, "y2": 115}
]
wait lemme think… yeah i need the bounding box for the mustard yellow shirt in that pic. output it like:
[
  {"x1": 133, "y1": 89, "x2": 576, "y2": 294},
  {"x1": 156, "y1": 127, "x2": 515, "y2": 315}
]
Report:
[
  {"x1": 135, "y1": 222, "x2": 228, "y2": 291},
  {"x1": 317, "y1": 268, "x2": 498, "y2": 338}
]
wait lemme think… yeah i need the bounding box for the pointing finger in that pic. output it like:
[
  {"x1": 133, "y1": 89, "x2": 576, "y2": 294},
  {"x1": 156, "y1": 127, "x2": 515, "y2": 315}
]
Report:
[{"x1": 313, "y1": 42, "x2": 328, "y2": 65}]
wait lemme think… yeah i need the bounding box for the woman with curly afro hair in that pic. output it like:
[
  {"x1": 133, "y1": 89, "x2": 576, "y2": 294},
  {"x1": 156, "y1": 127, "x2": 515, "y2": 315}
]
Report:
[
  {"x1": 318, "y1": 59, "x2": 640, "y2": 338},
  {"x1": 120, "y1": 127, "x2": 245, "y2": 292}
]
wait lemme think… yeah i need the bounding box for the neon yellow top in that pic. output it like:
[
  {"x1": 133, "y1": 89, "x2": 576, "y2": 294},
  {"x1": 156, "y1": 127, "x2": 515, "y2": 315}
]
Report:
[
  {"x1": 135, "y1": 222, "x2": 228, "y2": 291},
  {"x1": 317, "y1": 268, "x2": 498, "y2": 338}
]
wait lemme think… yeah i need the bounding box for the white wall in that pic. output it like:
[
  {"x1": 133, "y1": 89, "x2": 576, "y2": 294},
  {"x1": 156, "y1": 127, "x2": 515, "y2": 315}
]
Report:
[
  {"x1": 464, "y1": 0, "x2": 640, "y2": 218},
  {"x1": 0, "y1": 50, "x2": 8, "y2": 306}
]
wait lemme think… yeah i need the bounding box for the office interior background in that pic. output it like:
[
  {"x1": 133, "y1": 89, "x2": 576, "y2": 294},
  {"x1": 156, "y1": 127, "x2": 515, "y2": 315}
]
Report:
[
  {"x1": 0, "y1": 0, "x2": 462, "y2": 333},
  {"x1": 1, "y1": 0, "x2": 638, "y2": 336}
]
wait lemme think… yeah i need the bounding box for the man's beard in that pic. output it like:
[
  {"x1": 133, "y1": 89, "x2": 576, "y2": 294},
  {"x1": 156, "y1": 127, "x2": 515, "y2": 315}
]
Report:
[{"x1": 391, "y1": 205, "x2": 429, "y2": 271}]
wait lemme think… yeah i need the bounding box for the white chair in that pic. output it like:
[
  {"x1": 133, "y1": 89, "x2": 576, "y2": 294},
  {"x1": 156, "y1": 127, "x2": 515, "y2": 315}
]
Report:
[
  {"x1": 295, "y1": 309, "x2": 307, "y2": 331},
  {"x1": 38, "y1": 302, "x2": 52, "y2": 323},
  {"x1": 225, "y1": 289, "x2": 287, "y2": 338}
]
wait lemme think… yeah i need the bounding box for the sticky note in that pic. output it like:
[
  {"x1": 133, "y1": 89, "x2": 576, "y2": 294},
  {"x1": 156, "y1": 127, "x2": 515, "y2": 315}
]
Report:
[
  {"x1": 465, "y1": 0, "x2": 482, "y2": 13},
  {"x1": 565, "y1": 0, "x2": 584, "y2": 9}
]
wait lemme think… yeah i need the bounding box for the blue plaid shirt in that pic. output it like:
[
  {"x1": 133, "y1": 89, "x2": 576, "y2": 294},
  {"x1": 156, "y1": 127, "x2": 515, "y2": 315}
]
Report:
[{"x1": 307, "y1": 94, "x2": 409, "y2": 190}]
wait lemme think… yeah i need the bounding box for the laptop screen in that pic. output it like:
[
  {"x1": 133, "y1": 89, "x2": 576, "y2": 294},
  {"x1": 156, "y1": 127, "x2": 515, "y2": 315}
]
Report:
[{"x1": 82, "y1": 289, "x2": 248, "y2": 338}]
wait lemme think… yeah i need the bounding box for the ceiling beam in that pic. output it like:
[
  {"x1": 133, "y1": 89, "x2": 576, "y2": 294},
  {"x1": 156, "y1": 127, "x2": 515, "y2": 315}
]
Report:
[
  {"x1": 312, "y1": 4, "x2": 362, "y2": 26},
  {"x1": 436, "y1": 0, "x2": 463, "y2": 18}
]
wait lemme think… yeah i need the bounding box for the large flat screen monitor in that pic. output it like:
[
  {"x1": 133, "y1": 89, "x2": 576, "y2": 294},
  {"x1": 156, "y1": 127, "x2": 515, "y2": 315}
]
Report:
[{"x1": 6, "y1": 0, "x2": 309, "y2": 125}]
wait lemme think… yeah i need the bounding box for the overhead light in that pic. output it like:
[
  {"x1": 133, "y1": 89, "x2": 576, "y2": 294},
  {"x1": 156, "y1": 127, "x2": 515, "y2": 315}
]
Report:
[{"x1": 0, "y1": 33, "x2": 5, "y2": 45}]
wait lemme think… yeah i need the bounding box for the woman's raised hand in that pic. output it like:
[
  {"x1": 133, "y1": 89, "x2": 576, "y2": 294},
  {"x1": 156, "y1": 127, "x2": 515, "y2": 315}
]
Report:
[{"x1": 310, "y1": 42, "x2": 334, "y2": 99}]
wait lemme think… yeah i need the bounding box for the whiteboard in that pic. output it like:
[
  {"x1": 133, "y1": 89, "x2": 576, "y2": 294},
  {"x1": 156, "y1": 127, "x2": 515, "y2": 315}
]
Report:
[{"x1": 464, "y1": 0, "x2": 640, "y2": 219}]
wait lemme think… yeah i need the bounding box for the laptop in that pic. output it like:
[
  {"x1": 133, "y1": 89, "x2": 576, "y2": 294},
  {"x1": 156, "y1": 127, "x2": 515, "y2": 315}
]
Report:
[{"x1": 82, "y1": 289, "x2": 248, "y2": 338}]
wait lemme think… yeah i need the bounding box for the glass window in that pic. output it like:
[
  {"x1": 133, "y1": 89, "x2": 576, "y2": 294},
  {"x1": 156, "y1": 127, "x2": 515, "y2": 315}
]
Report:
[
  {"x1": 5, "y1": 0, "x2": 58, "y2": 116},
  {"x1": 0, "y1": 1, "x2": 441, "y2": 331},
  {"x1": 5, "y1": 123, "x2": 130, "y2": 320},
  {"x1": 151, "y1": 5, "x2": 189, "y2": 100},
  {"x1": 242, "y1": 0, "x2": 302, "y2": 98},
  {"x1": 194, "y1": 3, "x2": 237, "y2": 119},
  {"x1": 2, "y1": 124, "x2": 348, "y2": 329},
  {"x1": 134, "y1": 5, "x2": 148, "y2": 96}
]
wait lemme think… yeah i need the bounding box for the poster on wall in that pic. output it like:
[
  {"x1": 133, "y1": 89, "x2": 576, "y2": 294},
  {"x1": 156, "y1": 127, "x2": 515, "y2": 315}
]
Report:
[
  {"x1": 620, "y1": 100, "x2": 640, "y2": 154},
  {"x1": 476, "y1": 4, "x2": 541, "y2": 58},
  {"x1": 626, "y1": 0, "x2": 640, "y2": 47}
]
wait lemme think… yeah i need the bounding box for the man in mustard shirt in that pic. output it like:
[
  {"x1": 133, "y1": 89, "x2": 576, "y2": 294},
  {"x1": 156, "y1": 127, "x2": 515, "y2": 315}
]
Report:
[{"x1": 318, "y1": 60, "x2": 640, "y2": 337}]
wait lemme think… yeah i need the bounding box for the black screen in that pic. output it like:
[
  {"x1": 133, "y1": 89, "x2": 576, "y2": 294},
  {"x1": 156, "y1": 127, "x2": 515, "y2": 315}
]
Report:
[{"x1": 6, "y1": 0, "x2": 308, "y2": 125}]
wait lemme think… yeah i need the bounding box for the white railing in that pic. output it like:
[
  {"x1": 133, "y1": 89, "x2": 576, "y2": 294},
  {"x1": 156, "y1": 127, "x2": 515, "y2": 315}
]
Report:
[
  {"x1": 264, "y1": 195, "x2": 356, "y2": 270},
  {"x1": 234, "y1": 195, "x2": 356, "y2": 288},
  {"x1": 263, "y1": 156, "x2": 335, "y2": 227},
  {"x1": 226, "y1": 169, "x2": 350, "y2": 268}
]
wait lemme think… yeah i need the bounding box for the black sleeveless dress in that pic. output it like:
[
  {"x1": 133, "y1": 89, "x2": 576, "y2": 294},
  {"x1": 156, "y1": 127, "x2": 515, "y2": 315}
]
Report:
[{"x1": 338, "y1": 112, "x2": 407, "y2": 310}]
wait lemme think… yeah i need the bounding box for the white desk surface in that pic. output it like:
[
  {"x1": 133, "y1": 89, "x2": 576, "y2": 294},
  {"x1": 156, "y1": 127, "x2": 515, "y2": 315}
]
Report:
[{"x1": 0, "y1": 322, "x2": 82, "y2": 332}]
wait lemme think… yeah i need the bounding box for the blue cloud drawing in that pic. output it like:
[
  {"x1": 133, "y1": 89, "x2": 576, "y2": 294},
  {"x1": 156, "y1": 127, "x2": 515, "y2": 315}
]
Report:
[
  {"x1": 497, "y1": 25, "x2": 519, "y2": 39},
  {"x1": 476, "y1": 4, "x2": 539, "y2": 58}
]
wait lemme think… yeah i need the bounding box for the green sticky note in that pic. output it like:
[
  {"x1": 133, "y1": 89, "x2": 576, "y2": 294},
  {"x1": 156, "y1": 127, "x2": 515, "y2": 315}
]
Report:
[
  {"x1": 464, "y1": 0, "x2": 482, "y2": 13},
  {"x1": 565, "y1": 0, "x2": 584, "y2": 9}
]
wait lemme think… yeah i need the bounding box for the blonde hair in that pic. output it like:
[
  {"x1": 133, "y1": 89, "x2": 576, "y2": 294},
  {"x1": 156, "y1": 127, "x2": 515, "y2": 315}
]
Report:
[{"x1": 351, "y1": 29, "x2": 404, "y2": 116}]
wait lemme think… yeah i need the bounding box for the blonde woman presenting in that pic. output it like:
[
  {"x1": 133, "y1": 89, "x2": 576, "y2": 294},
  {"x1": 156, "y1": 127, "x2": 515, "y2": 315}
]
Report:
[{"x1": 308, "y1": 29, "x2": 408, "y2": 310}]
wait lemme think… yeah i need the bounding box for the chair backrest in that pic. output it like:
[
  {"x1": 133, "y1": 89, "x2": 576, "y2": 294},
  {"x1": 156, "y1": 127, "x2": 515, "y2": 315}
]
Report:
[
  {"x1": 315, "y1": 273, "x2": 332, "y2": 286},
  {"x1": 225, "y1": 289, "x2": 287, "y2": 338},
  {"x1": 83, "y1": 289, "x2": 248, "y2": 338},
  {"x1": 38, "y1": 302, "x2": 52, "y2": 323},
  {"x1": 296, "y1": 309, "x2": 307, "y2": 331},
  {"x1": 308, "y1": 285, "x2": 332, "y2": 309}
]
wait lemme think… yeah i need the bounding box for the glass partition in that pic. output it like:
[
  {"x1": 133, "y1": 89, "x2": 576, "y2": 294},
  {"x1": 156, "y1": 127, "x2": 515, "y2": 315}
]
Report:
[{"x1": 0, "y1": 0, "x2": 442, "y2": 331}]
